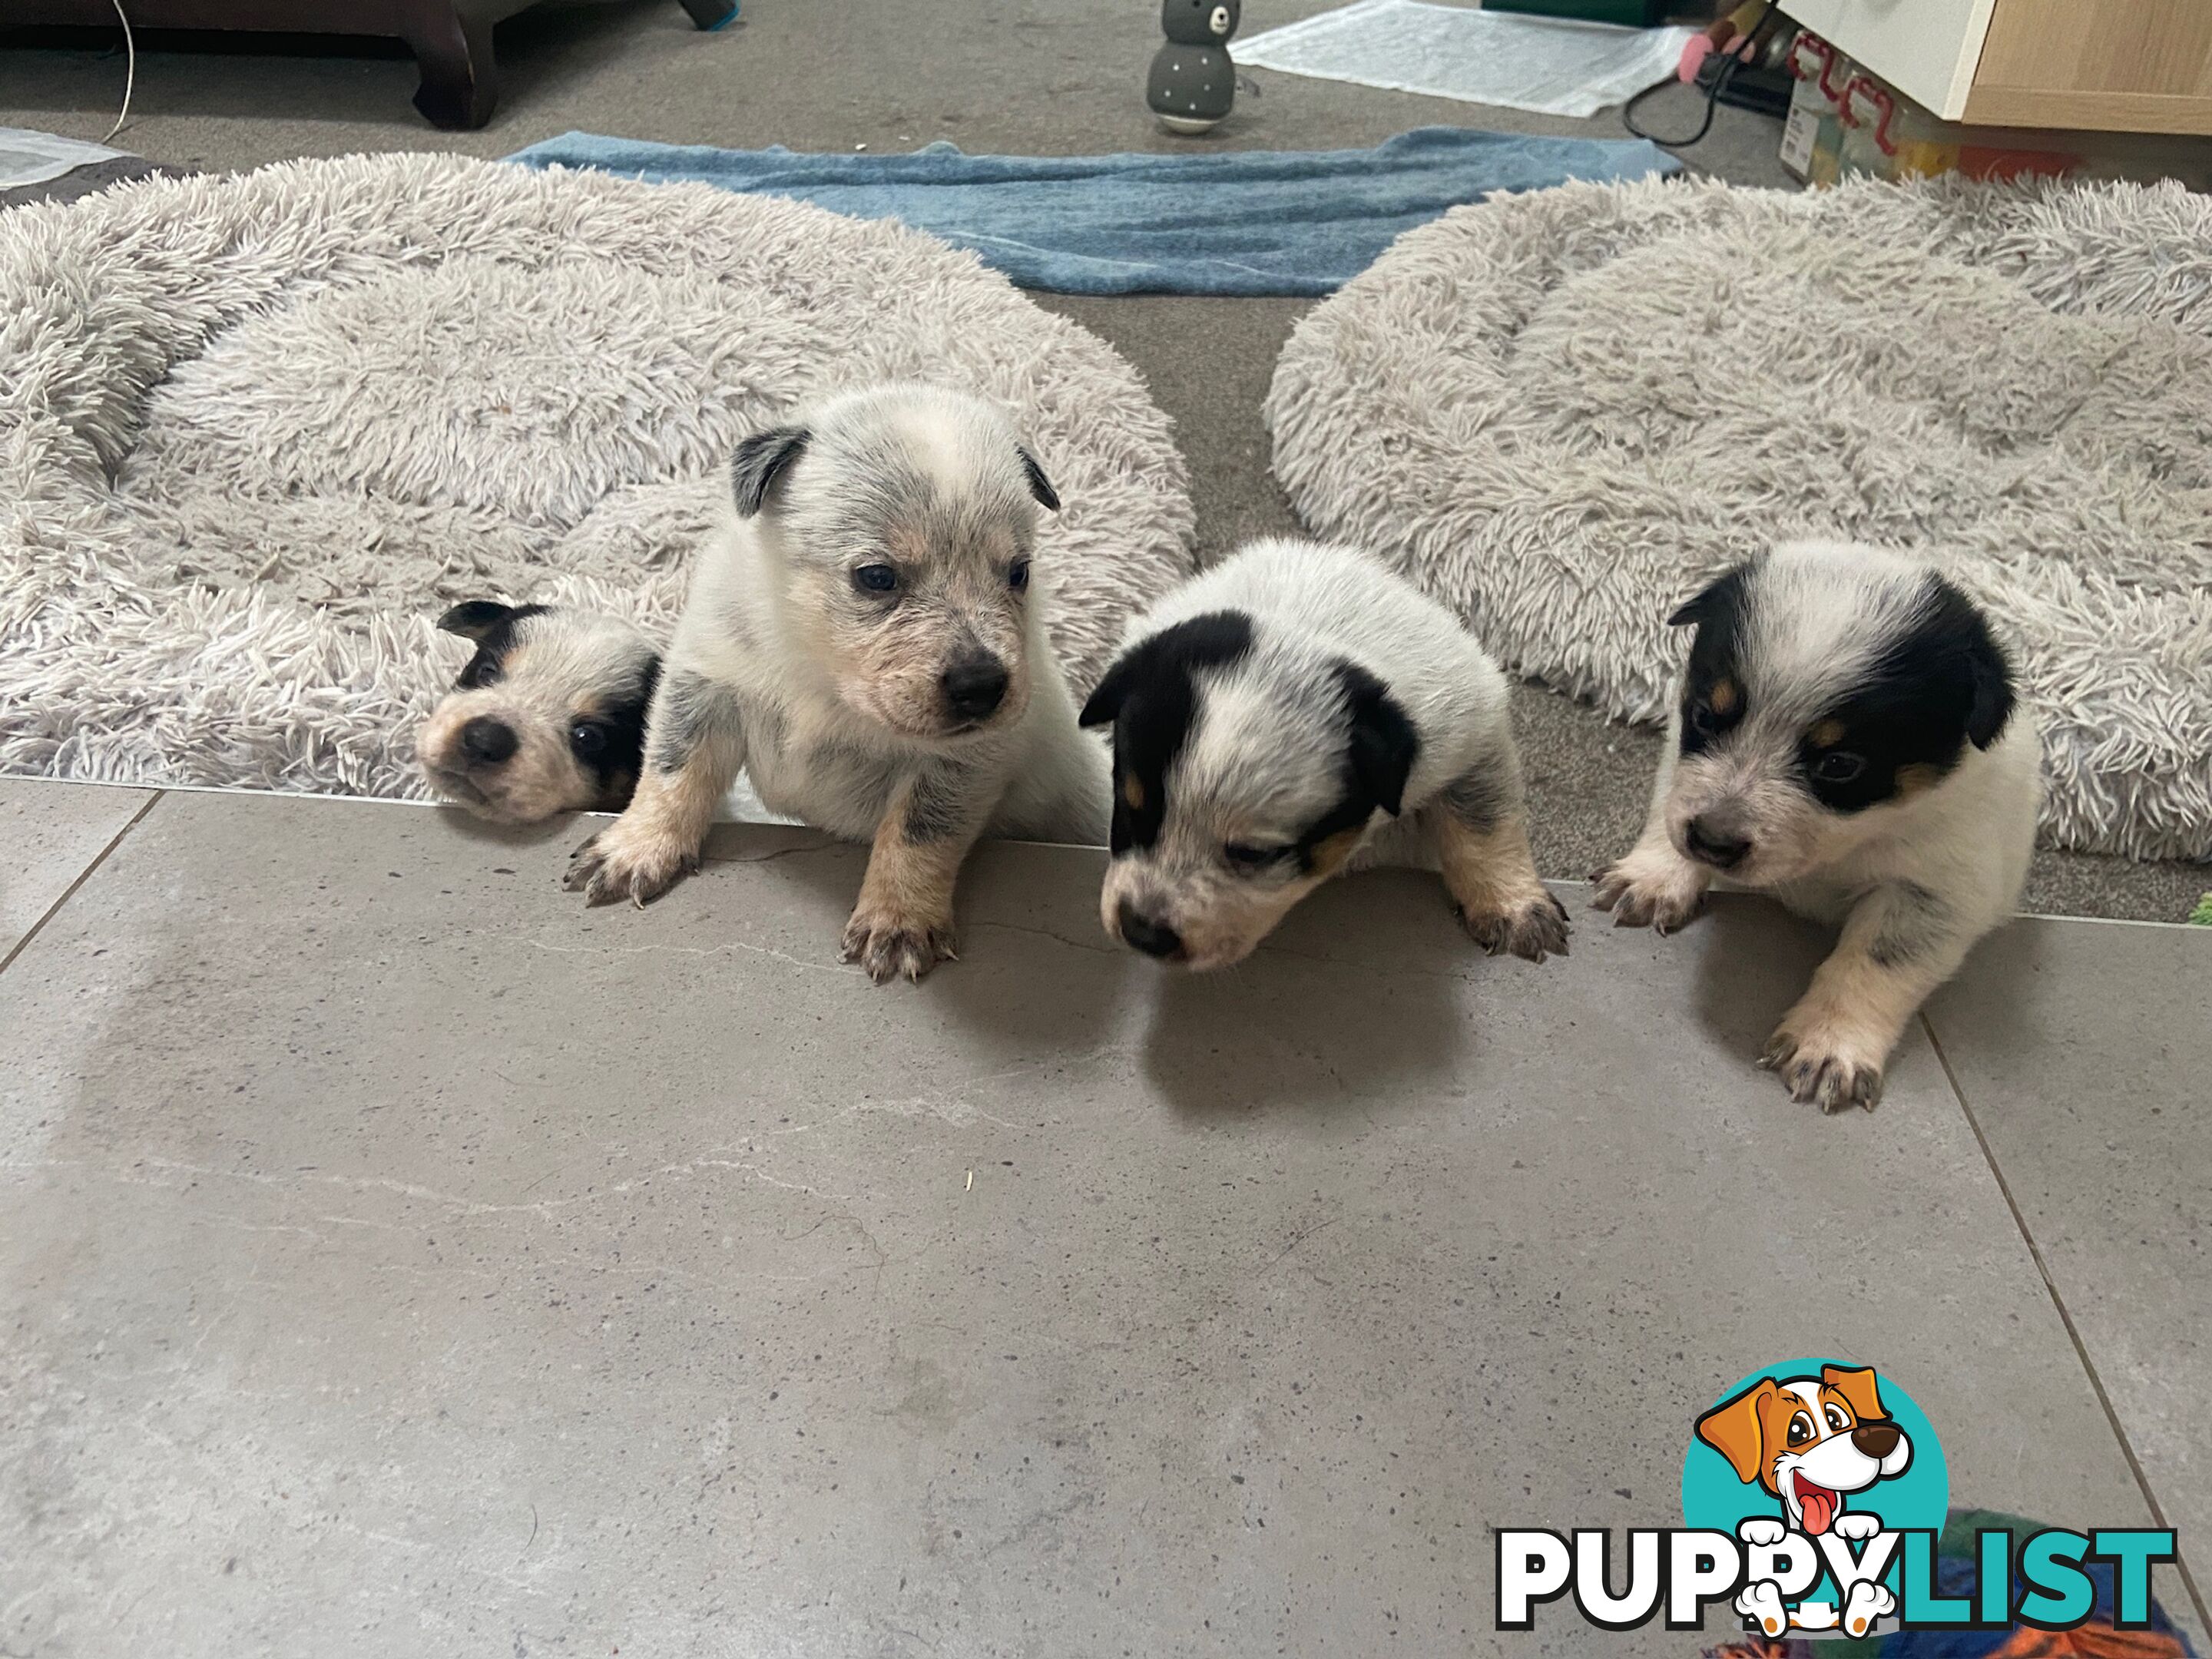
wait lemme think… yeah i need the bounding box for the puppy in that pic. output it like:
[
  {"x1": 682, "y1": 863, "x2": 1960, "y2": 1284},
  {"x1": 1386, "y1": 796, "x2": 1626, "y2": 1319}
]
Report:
[
  {"x1": 1595, "y1": 541, "x2": 2038, "y2": 1111},
  {"x1": 416, "y1": 601, "x2": 661, "y2": 824},
  {"x1": 1697, "y1": 1364, "x2": 1912, "y2": 1638},
  {"x1": 1079, "y1": 537, "x2": 1567, "y2": 970},
  {"x1": 565, "y1": 382, "x2": 1108, "y2": 983}
]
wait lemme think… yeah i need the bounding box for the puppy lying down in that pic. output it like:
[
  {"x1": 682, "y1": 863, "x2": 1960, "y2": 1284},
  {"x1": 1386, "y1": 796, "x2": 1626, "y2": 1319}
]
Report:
[
  {"x1": 1081, "y1": 537, "x2": 1568, "y2": 971},
  {"x1": 1597, "y1": 540, "x2": 2040, "y2": 1111},
  {"x1": 416, "y1": 601, "x2": 662, "y2": 826},
  {"x1": 565, "y1": 382, "x2": 1108, "y2": 984}
]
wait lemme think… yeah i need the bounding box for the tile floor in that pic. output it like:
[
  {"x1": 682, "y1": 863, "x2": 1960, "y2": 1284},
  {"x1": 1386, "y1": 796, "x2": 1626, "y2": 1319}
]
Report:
[{"x1": 0, "y1": 778, "x2": 2204, "y2": 1657}]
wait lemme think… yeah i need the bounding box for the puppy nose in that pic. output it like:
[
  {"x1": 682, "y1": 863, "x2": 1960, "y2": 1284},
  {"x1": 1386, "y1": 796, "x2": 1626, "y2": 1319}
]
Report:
[
  {"x1": 942, "y1": 655, "x2": 1009, "y2": 720},
  {"x1": 1117, "y1": 900, "x2": 1183, "y2": 960},
  {"x1": 1852, "y1": 1421, "x2": 1900, "y2": 1459},
  {"x1": 1684, "y1": 815, "x2": 1752, "y2": 869},
  {"x1": 459, "y1": 716, "x2": 518, "y2": 767}
]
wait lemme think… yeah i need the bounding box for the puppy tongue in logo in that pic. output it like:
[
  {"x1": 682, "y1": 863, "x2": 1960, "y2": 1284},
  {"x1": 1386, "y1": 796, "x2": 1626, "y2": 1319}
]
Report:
[{"x1": 1795, "y1": 1473, "x2": 1839, "y2": 1535}]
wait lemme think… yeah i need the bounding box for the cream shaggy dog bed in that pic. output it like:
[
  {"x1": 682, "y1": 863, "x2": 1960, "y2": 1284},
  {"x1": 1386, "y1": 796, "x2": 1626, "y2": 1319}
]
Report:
[
  {"x1": 1267, "y1": 174, "x2": 2212, "y2": 862},
  {"x1": 0, "y1": 154, "x2": 1195, "y2": 803}
]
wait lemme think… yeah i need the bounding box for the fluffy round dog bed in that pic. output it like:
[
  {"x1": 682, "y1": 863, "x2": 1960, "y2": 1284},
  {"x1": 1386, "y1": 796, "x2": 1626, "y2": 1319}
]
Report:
[
  {"x1": 1267, "y1": 174, "x2": 2212, "y2": 862},
  {"x1": 0, "y1": 154, "x2": 1194, "y2": 803}
]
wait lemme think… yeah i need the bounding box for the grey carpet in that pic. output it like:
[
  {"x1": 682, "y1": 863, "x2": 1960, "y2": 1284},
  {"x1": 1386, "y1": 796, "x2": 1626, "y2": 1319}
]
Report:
[{"x1": 4, "y1": 0, "x2": 2204, "y2": 918}]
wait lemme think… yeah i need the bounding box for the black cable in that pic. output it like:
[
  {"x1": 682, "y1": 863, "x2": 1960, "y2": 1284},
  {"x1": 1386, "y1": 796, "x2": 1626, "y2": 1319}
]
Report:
[{"x1": 1623, "y1": 47, "x2": 1738, "y2": 147}]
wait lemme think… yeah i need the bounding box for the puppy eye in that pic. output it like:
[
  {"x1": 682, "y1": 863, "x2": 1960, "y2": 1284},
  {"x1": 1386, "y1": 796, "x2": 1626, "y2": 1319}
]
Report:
[
  {"x1": 852, "y1": 565, "x2": 899, "y2": 594},
  {"x1": 1824, "y1": 1404, "x2": 1849, "y2": 1432},
  {"x1": 1008, "y1": 558, "x2": 1031, "y2": 592},
  {"x1": 1687, "y1": 701, "x2": 1718, "y2": 736},
  {"x1": 1786, "y1": 1412, "x2": 1816, "y2": 1447},
  {"x1": 568, "y1": 721, "x2": 606, "y2": 758},
  {"x1": 1811, "y1": 751, "x2": 1865, "y2": 783},
  {"x1": 1222, "y1": 842, "x2": 1284, "y2": 873},
  {"x1": 459, "y1": 657, "x2": 502, "y2": 689}
]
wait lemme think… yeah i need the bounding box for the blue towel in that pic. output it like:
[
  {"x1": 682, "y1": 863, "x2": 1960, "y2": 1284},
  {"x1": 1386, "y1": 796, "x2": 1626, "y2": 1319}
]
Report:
[{"x1": 505, "y1": 127, "x2": 1680, "y2": 296}]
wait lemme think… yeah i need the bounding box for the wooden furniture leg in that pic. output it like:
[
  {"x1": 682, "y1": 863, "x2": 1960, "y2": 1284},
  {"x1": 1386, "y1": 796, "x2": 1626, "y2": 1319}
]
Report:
[{"x1": 402, "y1": 2, "x2": 499, "y2": 130}]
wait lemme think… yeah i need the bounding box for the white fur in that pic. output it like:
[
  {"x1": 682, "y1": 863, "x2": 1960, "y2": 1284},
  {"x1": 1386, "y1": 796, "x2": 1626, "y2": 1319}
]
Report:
[{"x1": 1598, "y1": 541, "x2": 2040, "y2": 1111}]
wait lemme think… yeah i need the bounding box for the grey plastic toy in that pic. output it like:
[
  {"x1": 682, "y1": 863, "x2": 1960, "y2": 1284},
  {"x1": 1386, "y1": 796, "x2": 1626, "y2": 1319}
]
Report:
[{"x1": 1147, "y1": 0, "x2": 1241, "y2": 134}]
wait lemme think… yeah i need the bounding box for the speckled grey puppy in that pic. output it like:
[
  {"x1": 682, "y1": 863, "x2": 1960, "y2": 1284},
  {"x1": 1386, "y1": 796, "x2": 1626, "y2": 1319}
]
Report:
[{"x1": 566, "y1": 383, "x2": 1108, "y2": 984}]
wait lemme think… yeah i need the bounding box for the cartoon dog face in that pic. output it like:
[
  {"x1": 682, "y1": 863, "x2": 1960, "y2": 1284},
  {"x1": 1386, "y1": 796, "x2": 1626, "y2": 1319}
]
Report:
[{"x1": 1695, "y1": 1364, "x2": 1912, "y2": 1535}]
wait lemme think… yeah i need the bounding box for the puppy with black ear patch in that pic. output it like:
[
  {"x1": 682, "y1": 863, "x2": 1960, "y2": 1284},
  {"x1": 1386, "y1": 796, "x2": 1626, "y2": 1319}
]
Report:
[
  {"x1": 1081, "y1": 537, "x2": 1567, "y2": 971},
  {"x1": 566, "y1": 382, "x2": 1107, "y2": 983},
  {"x1": 1594, "y1": 540, "x2": 2040, "y2": 1111},
  {"x1": 416, "y1": 601, "x2": 662, "y2": 825}
]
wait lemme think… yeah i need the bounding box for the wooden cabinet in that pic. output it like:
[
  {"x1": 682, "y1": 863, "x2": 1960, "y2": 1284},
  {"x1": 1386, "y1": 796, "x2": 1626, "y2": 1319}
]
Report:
[{"x1": 1784, "y1": 0, "x2": 2212, "y2": 134}]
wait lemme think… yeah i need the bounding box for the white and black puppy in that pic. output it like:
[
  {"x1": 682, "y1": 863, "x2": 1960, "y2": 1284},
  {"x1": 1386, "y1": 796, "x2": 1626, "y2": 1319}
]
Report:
[
  {"x1": 1079, "y1": 537, "x2": 1567, "y2": 971},
  {"x1": 1595, "y1": 540, "x2": 2040, "y2": 1111},
  {"x1": 416, "y1": 601, "x2": 661, "y2": 825},
  {"x1": 566, "y1": 382, "x2": 1108, "y2": 983}
]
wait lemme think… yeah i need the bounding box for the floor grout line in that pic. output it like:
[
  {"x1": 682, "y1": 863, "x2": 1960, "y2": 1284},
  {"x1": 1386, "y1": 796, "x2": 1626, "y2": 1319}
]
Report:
[
  {"x1": 1920, "y1": 1010, "x2": 2212, "y2": 1640},
  {"x1": 0, "y1": 790, "x2": 164, "y2": 980}
]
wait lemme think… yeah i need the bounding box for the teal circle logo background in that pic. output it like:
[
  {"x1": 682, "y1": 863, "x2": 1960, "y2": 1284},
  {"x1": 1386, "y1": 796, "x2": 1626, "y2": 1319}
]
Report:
[{"x1": 1681, "y1": 1357, "x2": 1949, "y2": 1585}]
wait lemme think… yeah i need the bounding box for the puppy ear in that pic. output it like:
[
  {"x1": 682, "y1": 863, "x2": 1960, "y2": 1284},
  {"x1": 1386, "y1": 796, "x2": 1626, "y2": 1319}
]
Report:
[
  {"x1": 1017, "y1": 445, "x2": 1061, "y2": 513},
  {"x1": 1959, "y1": 602, "x2": 2016, "y2": 751},
  {"x1": 1820, "y1": 1365, "x2": 1887, "y2": 1425},
  {"x1": 1079, "y1": 650, "x2": 1137, "y2": 728},
  {"x1": 1696, "y1": 1378, "x2": 1777, "y2": 1487},
  {"x1": 1668, "y1": 565, "x2": 1751, "y2": 629},
  {"x1": 1336, "y1": 661, "x2": 1421, "y2": 817},
  {"x1": 730, "y1": 425, "x2": 810, "y2": 518},
  {"x1": 437, "y1": 601, "x2": 515, "y2": 641}
]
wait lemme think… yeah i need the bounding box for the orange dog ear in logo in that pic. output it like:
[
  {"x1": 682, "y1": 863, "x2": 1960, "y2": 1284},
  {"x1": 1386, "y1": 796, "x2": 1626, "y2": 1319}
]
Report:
[
  {"x1": 1821, "y1": 1364, "x2": 1886, "y2": 1423},
  {"x1": 1696, "y1": 1377, "x2": 1780, "y2": 1486}
]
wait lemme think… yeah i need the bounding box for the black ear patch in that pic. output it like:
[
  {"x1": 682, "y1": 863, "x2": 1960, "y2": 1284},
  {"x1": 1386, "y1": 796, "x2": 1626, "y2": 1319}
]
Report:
[
  {"x1": 1943, "y1": 580, "x2": 2016, "y2": 750},
  {"x1": 730, "y1": 425, "x2": 811, "y2": 518},
  {"x1": 442, "y1": 601, "x2": 548, "y2": 688},
  {"x1": 1017, "y1": 445, "x2": 1061, "y2": 513},
  {"x1": 1333, "y1": 661, "x2": 1421, "y2": 817},
  {"x1": 1668, "y1": 564, "x2": 1752, "y2": 630},
  {"x1": 1084, "y1": 610, "x2": 1257, "y2": 855},
  {"x1": 438, "y1": 600, "x2": 520, "y2": 641},
  {"x1": 1673, "y1": 567, "x2": 1754, "y2": 757},
  {"x1": 1799, "y1": 574, "x2": 2018, "y2": 813}
]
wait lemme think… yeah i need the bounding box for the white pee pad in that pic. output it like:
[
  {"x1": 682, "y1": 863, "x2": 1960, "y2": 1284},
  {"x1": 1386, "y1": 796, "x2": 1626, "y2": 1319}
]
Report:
[
  {"x1": 1235, "y1": 0, "x2": 1695, "y2": 119},
  {"x1": 0, "y1": 127, "x2": 128, "y2": 190}
]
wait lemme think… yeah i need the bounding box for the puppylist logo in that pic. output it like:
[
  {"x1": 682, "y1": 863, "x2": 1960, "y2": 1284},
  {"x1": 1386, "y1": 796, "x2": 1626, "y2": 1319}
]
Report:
[{"x1": 1497, "y1": 1358, "x2": 2182, "y2": 1640}]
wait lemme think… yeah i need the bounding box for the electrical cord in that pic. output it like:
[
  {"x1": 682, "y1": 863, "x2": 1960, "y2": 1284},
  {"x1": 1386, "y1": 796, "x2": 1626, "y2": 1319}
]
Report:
[
  {"x1": 103, "y1": 0, "x2": 137, "y2": 143},
  {"x1": 1622, "y1": 0, "x2": 1772, "y2": 151},
  {"x1": 1622, "y1": 50, "x2": 1737, "y2": 147}
]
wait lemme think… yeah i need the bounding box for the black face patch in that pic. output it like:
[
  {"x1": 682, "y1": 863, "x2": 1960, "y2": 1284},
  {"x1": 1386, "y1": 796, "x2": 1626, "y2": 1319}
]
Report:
[
  {"x1": 446, "y1": 602, "x2": 549, "y2": 690},
  {"x1": 1670, "y1": 567, "x2": 1753, "y2": 757},
  {"x1": 571, "y1": 655, "x2": 660, "y2": 806},
  {"x1": 1080, "y1": 611, "x2": 1256, "y2": 856},
  {"x1": 1796, "y1": 575, "x2": 2015, "y2": 815}
]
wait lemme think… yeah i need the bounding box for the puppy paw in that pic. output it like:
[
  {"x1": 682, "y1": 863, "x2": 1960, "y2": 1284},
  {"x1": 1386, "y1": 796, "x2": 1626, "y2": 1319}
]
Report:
[
  {"x1": 1459, "y1": 886, "x2": 1571, "y2": 962},
  {"x1": 1842, "y1": 1580, "x2": 1896, "y2": 1638},
  {"x1": 840, "y1": 905, "x2": 957, "y2": 985},
  {"x1": 563, "y1": 820, "x2": 699, "y2": 908},
  {"x1": 1736, "y1": 1581, "x2": 1788, "y2": 1640},
  {"x1": 1737, "y1": 1517, "x2": 1787, "y2": 1548},
  {"x1": 1760, "y1": 1016, "x2": 1887, "y2": 1113},
  {"x1": 1830, "y1": 1512, "x2": 1882, "y2": 1542},
  {"x1": 1591, "y1": 849, "x2": 1707, "y2": 935}
]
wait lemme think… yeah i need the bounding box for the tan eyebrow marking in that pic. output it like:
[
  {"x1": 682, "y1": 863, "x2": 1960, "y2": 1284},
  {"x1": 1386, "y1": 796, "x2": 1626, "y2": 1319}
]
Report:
[
  {"x1": 1807, "y1": 718, "x2": 1846, "y2": 749},
  {"x1": 1708, "y1": 678, "x2": 1739, "y2": 715}
]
